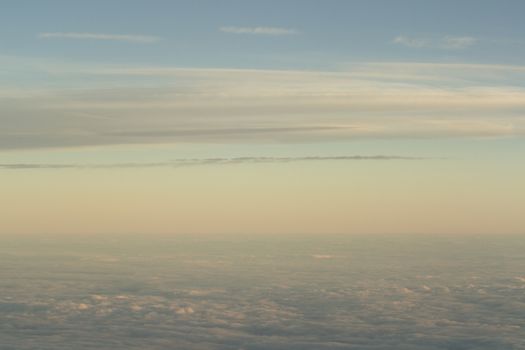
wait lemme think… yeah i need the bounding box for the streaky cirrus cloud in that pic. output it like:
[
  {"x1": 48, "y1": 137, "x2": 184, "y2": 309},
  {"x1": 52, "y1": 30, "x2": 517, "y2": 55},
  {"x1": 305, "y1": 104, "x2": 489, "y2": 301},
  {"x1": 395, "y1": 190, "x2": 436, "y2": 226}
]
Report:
[
  {"x1": 220, "y1": 26, "x2": 298, "y2": 36},
  {"x1": 393, "y1": 35, "x2": 477, "y2": 49},
  {"x1": 2, "y1": 57, "x2": 525, "y2": 150},
  {"x1": 38, "y1": 32, "x2": 161, "y2": 43},
  {"x1": 392, "y1": 36, "x2": 429, "y2": 48},
  {"x1": 441, "y1": 36, "x2": 478, "y2": 49},
  {"x1": 0, "y1": 155, "x2": 427, "y2": 170}
]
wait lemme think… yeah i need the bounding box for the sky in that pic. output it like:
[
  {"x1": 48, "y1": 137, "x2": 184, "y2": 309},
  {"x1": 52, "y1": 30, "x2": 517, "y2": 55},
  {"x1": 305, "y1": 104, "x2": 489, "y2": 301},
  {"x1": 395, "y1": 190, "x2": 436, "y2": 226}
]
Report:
[{"x1": 1, "y1": 0, "x2": 524, "y2": 235}]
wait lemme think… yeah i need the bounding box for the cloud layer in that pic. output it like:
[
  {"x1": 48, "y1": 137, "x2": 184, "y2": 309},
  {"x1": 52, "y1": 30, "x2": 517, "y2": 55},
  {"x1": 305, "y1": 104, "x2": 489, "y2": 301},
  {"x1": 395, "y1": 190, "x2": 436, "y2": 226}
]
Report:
[
  {"x1": 0, "y1": 156, "x2": 425, "y2": 170},
  {"x1": 1, "y1": 235, "x2": 523, "y2": 349},
  {"x1": 1, "y1": 58, "x2": 525, "y2": 150}
]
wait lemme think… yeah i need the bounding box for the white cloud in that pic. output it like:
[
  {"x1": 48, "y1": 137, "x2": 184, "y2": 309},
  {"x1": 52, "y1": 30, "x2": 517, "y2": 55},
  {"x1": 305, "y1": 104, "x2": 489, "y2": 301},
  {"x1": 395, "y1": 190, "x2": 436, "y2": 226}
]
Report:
[
  {"x1": 393, "y1": 35, "x2": 477, "y2": 49},
  {"x1": 393, "y1": 36, "x2": 430, "y2": 48},
  {"x1": 220, "y1": 26, "x2": 298, "y2": 36},
  {"x1": 174, "y1": 306, "x2": 194, "y2": 315},
  {"x1": 312, "y1": 254, "x2": 334, "y2": 259},
  {"x1": 38, "y1": 32, "x2": 161, "y2": 43},
  {"x1": 77, "y1": 303, "x2": 90, "y2": 311},
  {"x1": 441, "y1": 36, "x2": 477, "y2": 49}
]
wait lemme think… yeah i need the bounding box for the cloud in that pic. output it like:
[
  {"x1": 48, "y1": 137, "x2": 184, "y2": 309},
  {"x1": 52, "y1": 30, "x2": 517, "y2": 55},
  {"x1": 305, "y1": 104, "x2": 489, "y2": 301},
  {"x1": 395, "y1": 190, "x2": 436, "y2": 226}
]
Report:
[
  {"x1": 359, "y1": 61, "x2": 525, "y2": 72},
  {"x1": 312, "y1": 254, "x2": 334, "y2": 260},
  {"x1": 103, "y1": 126, "x2": 348, "y2": 138},
  {"x1": 2, "y1": 235, "x2": 524, "y2": 349},
  {"x1": 38, "y1": 32, "x2": 161, "y2": 43},
  {"x1": 174, "y1": 306, "x2": 194, "y2": 315},
  {"x1": 0, "y1": 164, "x2": 78, "y2": 170},
  {"x1": 1, "y1": 58, "x2": 525, "y2": 150},
  {"x1": 441, "y1": 36, "x2": 477, "y2": 49},
  {"x1": 0, "y1": 155, "x2": 426, "y2": 170},
  {"x1": 393, "y1": 35, "x2": 477, "y2": 49},
  {"x1": 393, "y1": 36, "x2": 430, "y2": 48},
  {"x1": 220, "y1": 26, "x2": 298, "y2": 36}
]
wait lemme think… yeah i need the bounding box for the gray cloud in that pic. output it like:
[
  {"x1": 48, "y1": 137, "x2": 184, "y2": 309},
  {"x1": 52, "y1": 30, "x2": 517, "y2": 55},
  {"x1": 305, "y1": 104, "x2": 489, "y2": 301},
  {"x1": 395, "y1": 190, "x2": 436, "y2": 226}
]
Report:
[
  {"x1": 0, "y1": 155, "x2": 426, "y2": 170},
  {"x1": 2, "y1": 59, "x2": 525, "y2": 150},
  {"x1": 103, "y1": 126, "x2": 349, "y2": 138},
  {"x1": 1, "y1": 235, "x2": 523, "y2": 349}
]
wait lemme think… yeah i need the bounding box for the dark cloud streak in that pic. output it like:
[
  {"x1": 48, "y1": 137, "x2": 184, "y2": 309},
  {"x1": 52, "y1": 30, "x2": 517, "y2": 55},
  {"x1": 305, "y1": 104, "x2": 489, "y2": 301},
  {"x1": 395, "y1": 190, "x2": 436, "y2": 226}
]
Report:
[{"x1": 0, "y1": 155, "x2": 429, "y2": 170}]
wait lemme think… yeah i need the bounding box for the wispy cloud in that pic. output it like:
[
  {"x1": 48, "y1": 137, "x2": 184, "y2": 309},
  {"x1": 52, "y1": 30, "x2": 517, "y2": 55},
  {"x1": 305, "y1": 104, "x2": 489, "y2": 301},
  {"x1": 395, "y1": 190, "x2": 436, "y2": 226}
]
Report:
[
  {"x1": 104, "y1": 126, "x2": 348, "y2": 138},
  {"x1": 393, "y1": 35, "x2": 477, "y2": 49},
  {"x1": 393, "y1": 36, "x2": 429, "y2": 48},
  {"x1": 2, "y1": 57, "x2": 525, "y2": 150},
  {"x1": 0, "y1": 156, "x2": 426, "y2": 170},
  {"x1": 441, "y1": 36, "x2": 477, "y2": 49},
  {"x1": 220, "y1": 26, "x2": 298, "y2": 36},
  {"x1": 38, "y1": 32, "x2": 161, "y2": 43}
]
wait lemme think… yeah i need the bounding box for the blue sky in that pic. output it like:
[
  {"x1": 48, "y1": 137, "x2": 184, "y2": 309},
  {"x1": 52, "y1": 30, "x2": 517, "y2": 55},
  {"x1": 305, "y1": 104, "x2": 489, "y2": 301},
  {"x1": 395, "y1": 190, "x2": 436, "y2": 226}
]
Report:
[{"x1": 2, "y1": 0, "x2": 525, "y2": 69}]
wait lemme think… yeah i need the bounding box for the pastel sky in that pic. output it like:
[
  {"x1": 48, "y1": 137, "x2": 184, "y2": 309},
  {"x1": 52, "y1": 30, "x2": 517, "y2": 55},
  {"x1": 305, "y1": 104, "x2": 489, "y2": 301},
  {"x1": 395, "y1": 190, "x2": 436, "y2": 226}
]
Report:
[{"x1": 1, "y1": 0, "x2": 524, "y2": 235}]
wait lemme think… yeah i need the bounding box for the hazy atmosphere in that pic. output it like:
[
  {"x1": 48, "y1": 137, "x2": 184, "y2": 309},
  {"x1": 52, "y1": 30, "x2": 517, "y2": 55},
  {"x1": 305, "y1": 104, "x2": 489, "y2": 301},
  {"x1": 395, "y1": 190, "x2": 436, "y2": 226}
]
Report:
[{"x1": 1, "y1": 1, "x2": 524, "y2": 349}]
